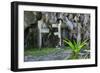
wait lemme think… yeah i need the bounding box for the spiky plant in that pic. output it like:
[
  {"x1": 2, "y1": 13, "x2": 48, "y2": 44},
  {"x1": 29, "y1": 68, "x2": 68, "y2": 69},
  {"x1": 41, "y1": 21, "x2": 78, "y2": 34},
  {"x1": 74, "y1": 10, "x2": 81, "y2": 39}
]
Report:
[{"x1": 63, "y1": 39, "x2": 88, "y2": 59}]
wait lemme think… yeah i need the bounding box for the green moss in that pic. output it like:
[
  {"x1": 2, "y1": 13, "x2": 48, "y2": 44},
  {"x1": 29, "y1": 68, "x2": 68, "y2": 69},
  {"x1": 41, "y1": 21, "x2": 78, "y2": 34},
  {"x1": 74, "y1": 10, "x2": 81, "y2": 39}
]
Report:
[{"x1": 24, "y1": 48, "x2": 61, "y2": 56}]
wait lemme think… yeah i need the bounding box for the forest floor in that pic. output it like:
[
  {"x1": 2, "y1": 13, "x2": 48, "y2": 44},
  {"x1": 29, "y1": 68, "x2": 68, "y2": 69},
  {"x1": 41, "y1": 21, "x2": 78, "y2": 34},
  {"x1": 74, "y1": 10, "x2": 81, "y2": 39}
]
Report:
[{"x1": 24, "y1": 48, "x2": 72, "y2": 62}]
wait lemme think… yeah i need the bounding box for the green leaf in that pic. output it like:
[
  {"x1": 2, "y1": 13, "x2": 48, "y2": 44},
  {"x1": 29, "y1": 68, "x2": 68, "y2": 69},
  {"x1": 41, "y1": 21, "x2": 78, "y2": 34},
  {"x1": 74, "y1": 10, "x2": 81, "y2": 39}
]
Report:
[
  {"x1": 64, "y1": 38, "x2": 88, "y2": 54},
  {"x1": 63, "y1": 40, "x2": 75, "y2": 50}
]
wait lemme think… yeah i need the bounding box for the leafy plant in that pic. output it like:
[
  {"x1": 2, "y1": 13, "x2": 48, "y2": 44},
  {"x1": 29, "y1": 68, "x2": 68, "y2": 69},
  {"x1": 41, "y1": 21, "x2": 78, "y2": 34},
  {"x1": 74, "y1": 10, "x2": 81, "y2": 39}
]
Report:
[{"x1": 63, "y1": 39, "x2": 88, "y2": 59}]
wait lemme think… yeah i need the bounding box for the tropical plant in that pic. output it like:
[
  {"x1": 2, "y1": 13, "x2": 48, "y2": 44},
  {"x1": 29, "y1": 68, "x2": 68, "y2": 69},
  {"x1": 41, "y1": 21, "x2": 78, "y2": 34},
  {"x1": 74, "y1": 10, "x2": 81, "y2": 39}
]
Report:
[{"x1": 63, "y1": 38, "x2": 88, "y2": 59}]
